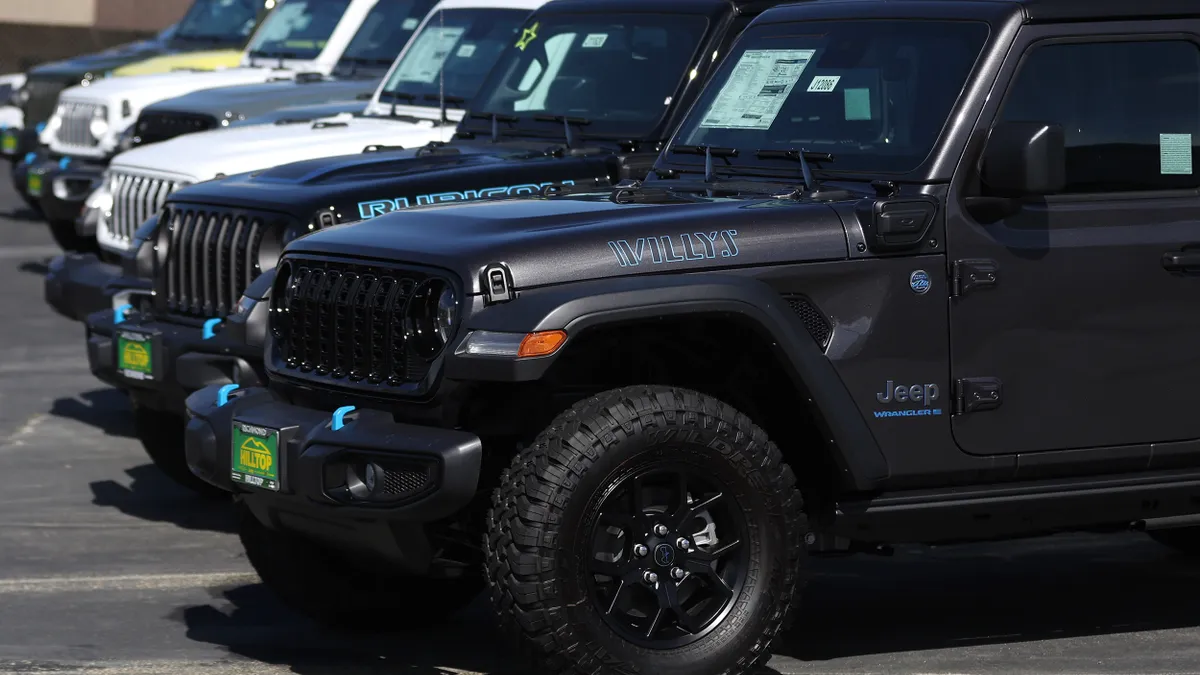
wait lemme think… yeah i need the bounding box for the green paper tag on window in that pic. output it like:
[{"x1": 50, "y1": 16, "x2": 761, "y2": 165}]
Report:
[{"x1": 844, "y1": 88, "x2": 872, "y2": 121}]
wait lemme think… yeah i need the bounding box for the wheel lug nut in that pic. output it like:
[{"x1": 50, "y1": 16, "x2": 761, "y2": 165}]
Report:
[
  {"x1": 643, "y1": 571, "x2": 658, "y2": 584},
  {"x1": 654, "y1": 524, "x2": 669, "y2": 536},
  {"x1": 671, "y1": 567, "x2": 685, "y2": 580},
  {"x1": 634, "y1": 544, "x2": 648, "y2": 557},
  {"x1": 676, "y1": 537, "x2": 691, "y2": 550}
]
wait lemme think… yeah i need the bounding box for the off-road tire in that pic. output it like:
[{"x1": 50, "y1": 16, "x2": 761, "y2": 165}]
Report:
[
  {"x1": 1147, "y1": 527, "x2": 1200, "y2": 556},
  {"x1": 238, "y1": 501, "x2": 484, "y2": 630},
  {"x1": 133, "y1": 407, "x2": 228, "y2": 499},
  {"x1": 485, "y1": 385, "x2": 806, "y2": 675},
  {"x1": 47, "y1": 218, "x2": 97, "y2": 253}
]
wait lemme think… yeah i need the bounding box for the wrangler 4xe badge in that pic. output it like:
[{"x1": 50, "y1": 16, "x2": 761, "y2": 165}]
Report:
[
  {"x1": 608, "y1": 230, "x2": 739, "y2": 267},
  {"x1": 874, "y1": 380, "x2": 943, "y2": 418}
]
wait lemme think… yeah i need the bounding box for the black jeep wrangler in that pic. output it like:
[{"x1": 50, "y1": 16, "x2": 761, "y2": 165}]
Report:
[
  {"x1": 83, "y1": 0, "x2": 785, "y2": 495},
  {"x1": 183, "y1": 0, "x2": 1200, "y2": 672}
]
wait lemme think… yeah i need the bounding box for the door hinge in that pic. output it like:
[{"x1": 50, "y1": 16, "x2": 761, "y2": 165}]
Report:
[
  {"x1": 954, "y1": 377, "x2": 1003, "y2": 415},
  {"x1": 951, "y1": 259, "x2": 998, "y2": 297}
]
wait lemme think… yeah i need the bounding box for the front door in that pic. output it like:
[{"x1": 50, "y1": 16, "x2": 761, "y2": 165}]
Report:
[{"x1": 947, "y1": 23, "x2": 1200, "y2": 456}]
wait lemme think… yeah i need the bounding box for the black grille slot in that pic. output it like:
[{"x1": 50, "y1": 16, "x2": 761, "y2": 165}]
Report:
[
  {"x1": 21, "y1": 76, "x2": 71, "y2": 125},
  {"x1": 161, "y1": 203, "x2": 281, "y2": 319},
  {"x1": 784, "y1": 295, "x2": 833, "y2": 348},
  {"x1": 134, "y1": 111, "x2": 218, "y2": 146},
  {"x1": 273, "y1": 257, "x2": 436, "y2": 388},
  {"x1": 383, "y1": 466, "x2": 429, "y2": 495}
]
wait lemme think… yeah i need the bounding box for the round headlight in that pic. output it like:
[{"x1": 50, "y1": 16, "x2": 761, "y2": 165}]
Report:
[
  {"x1": 89, "y1": 118, "x2": 109, "y2": 139},
  {"x1": 405, "y1": 279, "x2": 457, "y2": 359}
]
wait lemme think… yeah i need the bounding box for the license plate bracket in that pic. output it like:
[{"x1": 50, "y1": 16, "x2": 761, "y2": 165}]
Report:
[
  {"x1": 1, "y1": 130, "x2": 17, "y2": 154},
  {"x1": 26, "y1": 171, "x2": 42, "y2": 197},
  {"x1": 231, "y1": 420, "x2": 281, "y2": 492},
  {"x1": 114, "y1": 329, "x2": 162, "y2": 382}
]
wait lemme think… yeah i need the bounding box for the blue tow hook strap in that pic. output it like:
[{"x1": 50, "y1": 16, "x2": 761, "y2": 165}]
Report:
[
  {"x1": 331, "y1": 406, "x2": 356, "y2": 431},
  {"x1": 203, "y1": 318, "x2": 222, "y2": 339},
  {"x1": 36, "y1": 123, "x2": 45, "y2": 133},
  {"x1": 113, "y1": 303, "x2": 132, "y2": 324},
  {"x1": 23, "y1": 152, "x2": 35, "y2": 165},
  {"x1": 217, "y1": 383, "x2": 240, "y2": 407},
  {"x1": 58, "y1": 157, "x2": 70, "y2": 170}
]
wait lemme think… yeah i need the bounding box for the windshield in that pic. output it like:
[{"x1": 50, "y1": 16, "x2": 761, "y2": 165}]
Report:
[
  {"x1": 379, "y1": 7, "x2": 532, "y2": 105},
  {"x1": 671, "y1": 19, "x2": 990, "y2": 175},
  {"x1": 470, "y1": 12, "x2": 709, "y2": 139},
  {"x1": 176, "y1": 0, "x2": 261, "y2": 40},
  {"x1": 246, "y1": 0, "x2": 352, "y2": 60},
  {"x1": 338, "y1": 0, "x2": 438, "y2": 66}
]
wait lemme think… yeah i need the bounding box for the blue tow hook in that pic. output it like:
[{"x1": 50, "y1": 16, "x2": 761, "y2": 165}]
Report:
[
  {"x1": 23, "y1": 152, "x2": 35, "y2": 165},
  {"x1": 217, "y1": 383, "x2": 240, "y2": 407},
  {"x1": 203, "y1": 318, "x2": 222, "y2": 339},
  {"x1": 113, "y1": 303, "x2": 132, "y2": 324},
  {"x1": 58, "y1": 157, "x2": 70, "y2": 170},
  {"x1": 35, "y1": 122, "x2": 45, "y2": 133},
  {"x1": 331, "y1": 406, "x2": 356, "y2": 431}
]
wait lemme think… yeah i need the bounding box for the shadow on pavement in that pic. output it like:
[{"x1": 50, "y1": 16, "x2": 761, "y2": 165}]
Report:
[
  {"x1": 1, "y1": 205, "x2": 41, "y2": 222},
  {"x1": 89, "y1": 463, "x2": 237, "y2": 534},
  {"x1": 176, "y1": 582, "x2": 523, "y2": 674},
  {"x1": 774, "y1": 532, "x2": 1200, "y2": 662},
  {"x1": 48, "y1": 388, "x2": 136, "y2": 439},
  {"x1": 18, "y1": 258, "x2": 48, "y2": 275}
]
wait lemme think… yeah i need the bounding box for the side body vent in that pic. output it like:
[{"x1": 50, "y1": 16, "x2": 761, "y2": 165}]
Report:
[{"x1": 783, "y1": 294, "x2": 832, "y2": 349}]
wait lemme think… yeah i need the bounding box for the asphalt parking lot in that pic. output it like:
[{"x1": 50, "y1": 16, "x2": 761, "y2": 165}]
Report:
[{"x1": 1, "y1": 179, "x2": 1200, "y2": 675}]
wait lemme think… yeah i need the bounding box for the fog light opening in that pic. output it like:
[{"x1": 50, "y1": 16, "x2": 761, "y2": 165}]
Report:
[{"x1": 345, "y1": 460, "x2": 385, "y2": 501}]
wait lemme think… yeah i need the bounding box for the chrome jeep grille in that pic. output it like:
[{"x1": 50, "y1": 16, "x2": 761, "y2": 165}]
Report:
[
  {"x1": 107, "y1": 170, "x2": 183, "y2": 244},
  {"x1": 55, "y1": 101, "x2": 103, "y2": 148},
  {"x1": 134, "y1": 111, "x2": 218, "y2": 146},
  {"x1": 159, "y1": 204, "x2": 287, "y2": 319},
  {"x1": 271, "y1": 256, "x2": 434, "y2": 387}
]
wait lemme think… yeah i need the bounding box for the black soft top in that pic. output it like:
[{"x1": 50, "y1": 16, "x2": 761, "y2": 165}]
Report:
[{"x1": 751, "y1": 0, "x2": 1200, "y2": 24}]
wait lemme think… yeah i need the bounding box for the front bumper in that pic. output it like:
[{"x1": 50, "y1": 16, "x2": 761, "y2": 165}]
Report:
[
  {"x1": 86, "y1": 309, "x2": 266, "y2": 416},
  {"x1": 184, "y1": 384, "x2": 483, "y2": 572},
  {"x1": 39, "y1": 160, "x2": 105, "y2": 226},
  {"x1": 43, "y1": 252, "x2": 147, "y2": 322}
]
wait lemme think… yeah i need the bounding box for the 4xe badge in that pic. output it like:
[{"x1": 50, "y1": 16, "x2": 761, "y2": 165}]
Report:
[
  {"x1": 909, "y1": 270, "x2": 931, "y2": 294},
  {"x1": 231, "y1": 422, "x2": 280, "y2": 491},
  {"x1": 873, "y1": 380, "x2": 943, "y2": 418}
]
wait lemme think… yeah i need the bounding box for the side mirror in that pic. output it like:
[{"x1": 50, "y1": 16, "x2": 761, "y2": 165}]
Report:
[{"x1": 980, "y1": 121, "x2": 1065, "y2": 197}]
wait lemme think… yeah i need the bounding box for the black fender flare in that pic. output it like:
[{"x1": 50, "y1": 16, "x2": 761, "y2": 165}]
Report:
[{"x1": 446, "y1": 273, "x2": 888, "y2": 491}]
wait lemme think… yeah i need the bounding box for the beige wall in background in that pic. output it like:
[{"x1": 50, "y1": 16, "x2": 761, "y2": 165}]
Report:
[
  {"x1": 0, "y1": 0, "x2": 96, "y2": 27},
  {"x1": 0, "y1": 0, "x2": 191, "y2": 31}
]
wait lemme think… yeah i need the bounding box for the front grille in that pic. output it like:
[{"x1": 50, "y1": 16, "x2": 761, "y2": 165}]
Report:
[
  {"x1": 107, "y1": 170, "x2": 183, "y2": 244},
  {"x1": 784, "y1": 294, "x2": 833, "y2": 349},
  {"x1": 160, "y1": 204, "x2": 285, "y2": 318},
  {"x1": 21, "y1": 77, "x2": 70, "y2": 125},
  {"x1": 55, "y1": 101, "x2": 103, "y2": 148},
  {"x1": 134, "y1": 111, "x2": 218, "y2": 146},
  {"x1": 272, "y1": 257, "x2": 436, "y2": 387}
]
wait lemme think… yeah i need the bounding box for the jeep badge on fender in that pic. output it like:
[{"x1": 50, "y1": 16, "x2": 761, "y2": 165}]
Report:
[{"x1": 876, "y1": 381, "x2": 940, "y2": 406}]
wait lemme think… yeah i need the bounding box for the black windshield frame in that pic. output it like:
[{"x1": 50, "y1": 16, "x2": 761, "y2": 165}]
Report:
[
  {"x1": 174, "y1": 0, "x2": 262, "y2": 41},
  {"x1": 660, "y1": 18, "x2": 993, "y2": 179},
  {"x1": 246, "y1": 0, "x2": 353, "y2": 60},
  {"x1": 337, "y1": 0, "x2": 439, "y2": 66},
  {"x1": 462, "y1": 10, "x2": 712, "y2": 142}
]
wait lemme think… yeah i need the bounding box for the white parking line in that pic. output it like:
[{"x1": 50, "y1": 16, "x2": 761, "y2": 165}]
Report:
[
  {"x1": 0, "y1": 571, "x2": 259, "y2": 594},
  {"x1": 0, "y1": 245, "x2": 62, "y2": 260}
]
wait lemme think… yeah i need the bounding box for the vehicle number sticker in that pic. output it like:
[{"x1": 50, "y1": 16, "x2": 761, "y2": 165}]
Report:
[
  {"x1": 698, "y1": 49, "x2": 815, "y2": 130},
  {"x1": 807, "y1": 75, "x2": 840, "y2": 93},
  {"x1": 582, "y1": 33, "x2": 608, "y2": 48},
  {"x1": 1161, "y1": 133, "x2": 1193, "y2": 175}
]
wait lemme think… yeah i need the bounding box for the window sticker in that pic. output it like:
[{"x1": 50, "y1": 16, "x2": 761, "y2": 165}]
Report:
[
  {"x1": 516, "y1": 21, "x2": 539, "y2": 51},
  {"x1": 402, "y1": 17, "x2": 419, "y2": 30},
  {"x1": 393, "y1": 26, "x2": 466, "y2": 83},
  {"x1": 456, "y1": 43, "x2": 476, "y2": 58},
  {"x1": 698, "y1": 49, "x2": 815, "y2": 130},
  {"x1": 844, "y1": 87, "x2": 872, "y2": 121},
  {"x1": 582, "y1": 33, "x2": 608, "y2": 48},
  {"x1": 1160, "y1": 133, "x2": 1193, "y2": 175},
  {"x1": 807, "y1": 75, "x2": 841, "y2": 93}
]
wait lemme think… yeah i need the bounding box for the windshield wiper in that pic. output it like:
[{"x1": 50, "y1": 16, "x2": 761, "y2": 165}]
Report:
[
  {"x1": 176, "y1": 33, "x2": 228, "y2": 43},
  {"x1": 532, "y1": 114, "x2": 590, "y2": 150},
  {"x1": 755, "y1": 148, "x2": 835, "y2": 195},
  {"x1": 379, "y1": 91, "x2": 417, "y2": 118},
  {"x1": 424, "y1": 93, "x2": 466, "y2": 125},
  {"x1": 467, "y1": 111, "x2": 519, "y2": 142},
  {"x1": 670, "y1": 144, "x2": 739, "y2": 182}
]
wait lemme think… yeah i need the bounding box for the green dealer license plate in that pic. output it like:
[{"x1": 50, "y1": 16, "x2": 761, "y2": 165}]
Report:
[
  {"x1": 116, "y1": 331, "x2": 154, "y2": 380},
  {"x1": 26, "y1": 171, "x2": 42, "y2": 197},
  {"x1": 231, "y1": 421, "x2": 279, "y2": 491},
  {"x1": 1, "y1": 131, "x2": 16, "y2": 154}
]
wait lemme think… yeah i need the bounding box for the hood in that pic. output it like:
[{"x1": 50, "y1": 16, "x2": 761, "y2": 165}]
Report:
[
  {"x1": 111, "y1": 49, "x2": 245, "y2": 77},
  {"x1": 236, "y1": 99, "x2": 367, "y2": 126},
  {"x1": 26, "y1": 41, "x2": 180, "y2": 79},
  {"x1": 164, "y1": 137, "x2": 618, "y2": 224},
  {"x1": 281, "y1": 191, "x2": 852, "y2": 294},
  {"x1": 112, "y1": 113, "x2": 460, "y2": 183},
  {"x1": 139, "y1": 77, "x2": 380, "y2": 120},
  {"x1": 56, "y1": 66, "x2": 294, "y2": 108}
]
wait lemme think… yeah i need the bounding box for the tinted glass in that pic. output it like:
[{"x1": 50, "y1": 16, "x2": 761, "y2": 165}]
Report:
[
  {"x1": 176, "y1": 0, "x2": 261, "y2": 40},
  {"x1": 472, "y1": 12, "x2": 709, "y2": 137},
  {"x1": 339, "y1": 0, "x2": 437, "y2": 64},
  {"x1": 380, "y1": 8, "x2": 532, "y2": 104},
  {"x1": 999, "y1": 40, "x2": 1200, "y2": 193},
  {"x1": 672, "y1": 19, "x2": 990, "y2": 174},
  {"x1": 246, "y1": 0, "x2": 353, "y2": 60}
]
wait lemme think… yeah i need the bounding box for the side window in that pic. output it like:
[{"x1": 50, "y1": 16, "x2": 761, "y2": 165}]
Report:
[{"x1": 999, "y1": 39, "x2": 1200, "y2": 193}]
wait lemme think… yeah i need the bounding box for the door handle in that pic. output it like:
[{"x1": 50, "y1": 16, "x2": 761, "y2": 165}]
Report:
[{"x1": 1162, "y1": 250, "x2": 1200, "y2": 271}]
